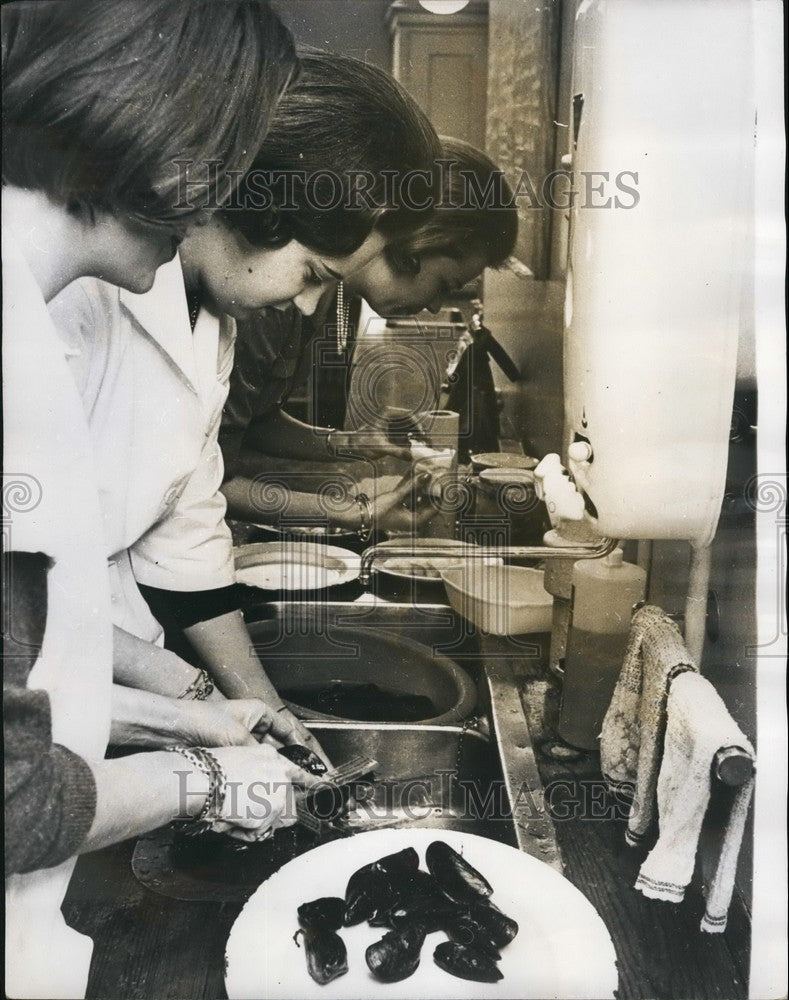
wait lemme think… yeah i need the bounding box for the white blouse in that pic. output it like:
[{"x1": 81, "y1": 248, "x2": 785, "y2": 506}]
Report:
[{"x1": 49, "y1": 255, "x2": 237, "y2": 641}]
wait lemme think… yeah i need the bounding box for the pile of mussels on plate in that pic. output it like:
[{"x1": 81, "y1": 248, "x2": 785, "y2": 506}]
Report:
[{"x1": 294, "y1": 842, "x2": 518, "y2": 986}]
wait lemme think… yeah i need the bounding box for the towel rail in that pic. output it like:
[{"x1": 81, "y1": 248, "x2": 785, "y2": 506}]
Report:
[
  {"x1": 666, "y1": 656, "x2": 755, "y2": 788},
  {"x1": 629, "y1": 611, "x2": 756, "y2": 789},
  {"x1": 713, "y1": 746, "x2": 755, "y2": 787}
]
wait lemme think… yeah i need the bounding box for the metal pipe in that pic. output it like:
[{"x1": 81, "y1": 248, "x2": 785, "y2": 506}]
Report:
[
  {"x1": 685, "y1": 542, "x2": 712, "y2": 664},
  {"x1": 636, "y1": 539, "x2": 654, "y2": 598},
  {"x1": 358, "y1": 536, "x2": 618, "y2": 586}
]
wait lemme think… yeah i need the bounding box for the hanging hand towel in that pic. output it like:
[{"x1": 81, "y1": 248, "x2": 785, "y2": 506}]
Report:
[
  {"x1": 600, "y1": 604, "x2": 696, "y2": 845},
  {"x1": 634, "y1": 671, "x2": 754, "y2": 933}
]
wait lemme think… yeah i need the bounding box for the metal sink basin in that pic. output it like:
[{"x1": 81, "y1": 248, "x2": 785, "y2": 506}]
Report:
[
  {"x1": 244, "y1": 598, "x2": 549, "y2": 675},
  {"x1": 245, "y1": 618, "x2": 478, "y2": 725},
  {"x1": 244, "y1": 599, "x2": 475, "y2": 656},
  {"x1": 132, "y1": 597, "x2": 561, "y2": 902}
]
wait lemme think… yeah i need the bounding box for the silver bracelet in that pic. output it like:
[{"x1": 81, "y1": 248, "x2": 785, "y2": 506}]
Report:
[
  {"x1": 166, "y1": 745, "x2": 226, "y2": 823},
  {"x1": 178, "y1": 668, "x2": 214, "y2": 701},
  {"x1": 355, "y1": 492, "x2": 373, "y2": 542}
]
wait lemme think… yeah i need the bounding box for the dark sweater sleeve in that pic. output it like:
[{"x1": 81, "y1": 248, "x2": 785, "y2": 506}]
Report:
[
  {"x1": 3, "y1": 687, "x2": 97, "y2": 876},
  {"x1": 3, "y1": 550, "x2": 98, "y2": 875}
]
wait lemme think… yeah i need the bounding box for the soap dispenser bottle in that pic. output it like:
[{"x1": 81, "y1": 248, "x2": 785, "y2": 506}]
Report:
[{"x1": 558, "y1": 548, "x2": 646, "y2": 750}]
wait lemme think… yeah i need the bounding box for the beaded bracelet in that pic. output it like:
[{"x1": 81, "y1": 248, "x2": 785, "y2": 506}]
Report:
[
  {"x1": 198, "y1": 747, "x2": 226, "y2": 821},
  {"x1": 178, "y1": 668, "x2": 214, "y2": 701},
  {"x1": 167, "y1": 745, "x2": 227, "y2": 823},
  {"x1": 355, "y1": 492, "x2": 373, "y2": 542}
]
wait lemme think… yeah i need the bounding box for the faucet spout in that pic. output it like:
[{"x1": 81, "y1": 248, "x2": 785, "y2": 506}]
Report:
[{"x1": 358, "y1": 536, "x2": 618, "y2": 587}]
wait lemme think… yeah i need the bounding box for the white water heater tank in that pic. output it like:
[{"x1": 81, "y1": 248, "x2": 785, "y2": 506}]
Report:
[{"x1": 563, "y1": 0, "x2": 754, "y2": 546}]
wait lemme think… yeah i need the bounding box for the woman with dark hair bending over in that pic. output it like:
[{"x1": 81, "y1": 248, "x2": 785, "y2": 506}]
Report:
[
  {"x1": 219, "y1": 137, "x2": 518, "y2": 533},
  {"x1": 2, "y1": 3, "x2": 317, "y2": 995},
  {"x1": 48, "y1": 51, "x2": 442, "y2": 767}
]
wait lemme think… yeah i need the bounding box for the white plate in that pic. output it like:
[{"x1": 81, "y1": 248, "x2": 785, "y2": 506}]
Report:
[
  {"x1": 374, "y1": 539, "x2": 497, "y2": 582},
  {"x1": 224, "y1": 828, "x2": 618, "y2": 1000},
  {"x1": 234, "y1": 542, "x2": 361, "y2": 591}
]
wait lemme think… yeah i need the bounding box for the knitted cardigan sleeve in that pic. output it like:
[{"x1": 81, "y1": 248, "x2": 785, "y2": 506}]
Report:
[
  {"x1": 3, "y1": 688, "x2": 97, "y2": 875},
  {"x1": 3, "y1": 551, "x2": 97, "y2": 876}
]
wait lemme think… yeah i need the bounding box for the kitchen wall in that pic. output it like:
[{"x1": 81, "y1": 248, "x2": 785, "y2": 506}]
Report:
[
  {"x1": 483, "y1": 0, "x2": 565, "y2": 459},
  {"x1": 272, "y1": 0, "x2": 392, "y2": 66},
  {"x1": 486, "y1": 0, "x2": 561, "y2": 280}
]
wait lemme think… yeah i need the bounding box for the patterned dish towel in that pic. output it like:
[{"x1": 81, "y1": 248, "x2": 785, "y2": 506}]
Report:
[
  {"x1": 635, "y1": 671, "x2": 754, "y2": 933},
  {"x1": 600, "y1": 604, "x2": 697, "y2": 845}
]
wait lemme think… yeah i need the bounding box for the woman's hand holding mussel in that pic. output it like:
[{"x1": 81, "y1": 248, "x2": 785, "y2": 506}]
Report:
[
  {"x1": 206, "y1": 743, "x2": 322, "y2": 843},
  {"x1": 270, "y1": 705, "x2": 333, "y2": 769},
  {"x1": 177, "y1": 697, "x2": 282, "y2": 748},
  {"x1": 166, "y1": 696, "x2": 330, "y2": 760},
  {"x1": 366, "y1": 467, "x2": 434, "y2": 534}
]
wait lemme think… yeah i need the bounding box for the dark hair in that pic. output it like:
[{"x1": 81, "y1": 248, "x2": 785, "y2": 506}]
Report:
[
  {"x1": 1, "y1": 0, "x2": 297, "y2": 225},
  {"x1": 221, "y1": 49, "x2": 441, "y2": 256},
  {"x1": 386, "y1": 137, "x2": 518, "y2": 272}
]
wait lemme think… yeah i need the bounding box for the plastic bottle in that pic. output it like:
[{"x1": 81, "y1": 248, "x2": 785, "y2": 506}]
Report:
[{"x1": 558, "y1": 548, "x2": 646, "y2": 750}]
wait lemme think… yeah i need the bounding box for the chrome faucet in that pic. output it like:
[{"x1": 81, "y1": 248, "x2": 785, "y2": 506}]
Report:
[{"x1": 358, "y1": 536, "x2": 618, "y2": 587}]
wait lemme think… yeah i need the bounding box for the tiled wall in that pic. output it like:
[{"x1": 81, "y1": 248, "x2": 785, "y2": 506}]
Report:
[
  {"x1": 486, "y1": 0, "x2": 562, "y2": 279},
  {"x1": 483, "y1": 0, "x2": 565, "y2": 461}
]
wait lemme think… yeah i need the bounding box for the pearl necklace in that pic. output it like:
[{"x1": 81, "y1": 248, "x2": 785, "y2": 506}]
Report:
[
  {"x1": 336, "y1": 281, "x2": 350, "y2": 354},
  {"x1": 186, "y1": 288, "x2": 202, "y2": 331}
]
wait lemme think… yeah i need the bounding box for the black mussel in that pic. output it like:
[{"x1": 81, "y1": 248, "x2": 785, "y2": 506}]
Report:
[
  {"x1": 385, "y1": 869, "x2": 446, "y2": 914},
  {"x1": 470, "y1": 900, "x2": 519, "y2": 948},
  {"x1": 277, "y1": 744, "x2": 328, "y2": 776},
  {"x1": 365, "y1": 925, "x2": 427, "y2": 983},
  {"x1": 402, "y1": 868, "x2": 445, "y2": 899},
  {"x1": 444, "y1": 910, "x2": 501, "y2": 960},
  {"x1": 368, "y1": 866, "x2": 444, "y2": 925},
  {"x1": 367, "y1": 904, "x2": 396, "y2": 928},
  {"x1": 425, "y1": 841, "x2": 493, "y2": 905},
  {"x1": 433, "y1": 941, "x2": 503, "y2": 983},
  {"x1": 344, "y1": 868, "x2": 397, "y2": 926},
  {"x1": 296, "y1": 929, "x2": 348, "y2": 986},
  {"x1": 367, "y1": 872, "x2": 442, "y2": 929},
  {"x1": 388, "y1": 896, "x2": 460, "y2": 934},
  {"x1": 372, "y1": 847, "x2": 420, "y2": 875},
  {"x1": 344, "y1": 862, "x2": 377, "y2": 907},
  {"x1": 297, "y1": 896, "x2": 346, "y2": 932}
]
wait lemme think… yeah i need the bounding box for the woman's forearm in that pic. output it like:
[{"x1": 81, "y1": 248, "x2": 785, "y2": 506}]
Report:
[
  {"x1": 243, "y1": 408, "x2": 332, "y2": 462},
  {"x1": 183, "y1": 609, "x2": 285, "y2": 706},
  {"x1": 83, "y1": 751, "x2": 209, "y2": 853},
  {"x1": 221, "y1": 475, "x2": 363, "y2": 531},
  {"x1": 110, "y1": 684, "x2": 205, "y2": 748},
  {"x1": 112, "y1": 625, "x2": 201, "y2": 698}
]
